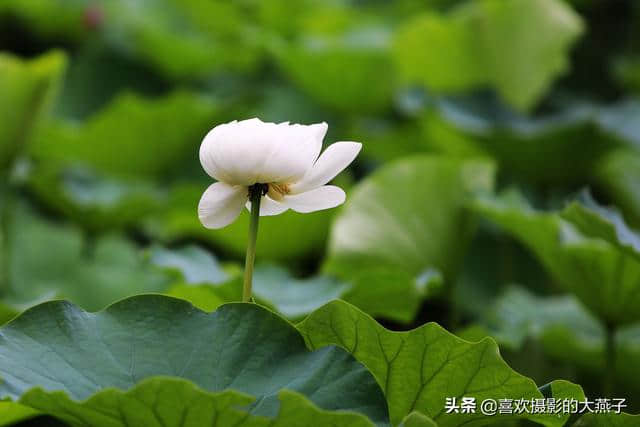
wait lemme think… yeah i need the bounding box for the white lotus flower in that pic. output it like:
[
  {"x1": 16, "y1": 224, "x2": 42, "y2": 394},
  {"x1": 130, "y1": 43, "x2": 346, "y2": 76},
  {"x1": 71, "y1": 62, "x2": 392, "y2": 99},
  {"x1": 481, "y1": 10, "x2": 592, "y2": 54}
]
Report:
[{"x1": 198, "y1": 118, "x2": 362, "y2": 229}]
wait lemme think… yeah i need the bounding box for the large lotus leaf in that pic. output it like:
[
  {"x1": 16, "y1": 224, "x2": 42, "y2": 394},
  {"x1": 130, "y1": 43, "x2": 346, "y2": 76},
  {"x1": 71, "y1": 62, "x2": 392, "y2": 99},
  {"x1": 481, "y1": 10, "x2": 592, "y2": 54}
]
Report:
[
  {"x1": 143, "y1": 182, "x2": 334, "y2": 262},
  {"x1": 297, "y1": 299, "x2": 585, "y2": 427},
  {"x1": 474, "y1": 191, "x2": 640, "y2": 326},
  {"x1": 347, "y1": 150, "x2": 550, "y2": 318},
  {"x1": 0, "y1": 50, "x2": 66, "y2": 169},
  {"x1": 324, "y1": 156, "x2": 495, "y2": 322},
  {"x1": 27, "y1": 164, "x2": 164, "y2": 232},
  {"x1": 0, "y1": 295, "x2": 389, "y2": 425},
  {"x1": 273, "y1": 26, "x2": 394, "y2": 113},
  {"x1": 101, "y1": 0, "x2": 261, "y2": 80},
  {"x1": 561, "y1": 191, "x2": 640, "y2": 261},
  {"x1": 6, "y1": 383, "x2": 379, "y2": 427},
  {"x1": 421, "y1": 97, "x2": 627, "y2": 186},
  {"x1": 596, "y1": 150, "x2": 640, "y2": 228},
  {"x1": 0, "y1": 293, "x2": 58, "y2": 327},
  {"x1": 5, "y1": 203, "x2": 170, "y2": 311},
  {"x1": 326, "y1": 156, "x2": 495, "y2": 278},
  {"x1": 477, "y1": 286, "x2": 604, "y2": 354},
  {"x1": 393, "y1": 0, "x2": 583, "y2": 111},
  {"x1": 464, "y1": 286, "x2": 640, "y2": 391},
  {"x1": 29, "y1": 91, "x2": 217, "y2": 178}
]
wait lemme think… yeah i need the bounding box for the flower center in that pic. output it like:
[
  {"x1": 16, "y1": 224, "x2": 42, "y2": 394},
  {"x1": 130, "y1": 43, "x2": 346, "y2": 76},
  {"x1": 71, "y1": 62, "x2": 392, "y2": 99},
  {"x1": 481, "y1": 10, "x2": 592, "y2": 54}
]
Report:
[{"x1": 267, "y1": 182, "x2": 291, "y2": 201}]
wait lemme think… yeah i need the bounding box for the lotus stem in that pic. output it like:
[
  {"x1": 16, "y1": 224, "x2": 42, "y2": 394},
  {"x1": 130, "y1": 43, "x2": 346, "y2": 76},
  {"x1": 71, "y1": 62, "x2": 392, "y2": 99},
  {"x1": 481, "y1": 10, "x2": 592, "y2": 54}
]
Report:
[{"x1": 242, "y1": 184, "x2": 264, "y2": 302}]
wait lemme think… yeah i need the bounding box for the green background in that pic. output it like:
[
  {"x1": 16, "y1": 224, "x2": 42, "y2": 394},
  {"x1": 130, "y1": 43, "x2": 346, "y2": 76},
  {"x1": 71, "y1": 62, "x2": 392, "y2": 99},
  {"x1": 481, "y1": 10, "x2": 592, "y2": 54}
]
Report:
[{"x1": 1, "y1": 0, "x2": 640, "y2": 425}]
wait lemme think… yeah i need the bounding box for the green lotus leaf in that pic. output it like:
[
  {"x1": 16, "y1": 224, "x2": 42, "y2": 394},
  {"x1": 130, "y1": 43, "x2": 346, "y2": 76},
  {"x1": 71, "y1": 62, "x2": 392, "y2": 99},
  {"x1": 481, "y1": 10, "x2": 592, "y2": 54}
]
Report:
[
  {"x1": 421, "y1": 98, "x2": 640, "y2": 186},
  {"x1": 27, "y1": 164, "x2": 164, "y2": 232},
  {"x1": 273, "y1": 26, "x2": 394, "y2": 113},
  {"x1": 596, "y1": 150, "x2": 640, "y2": 228},
  {"x1": 474, "y1": 191, "x2": 640, "y2": 326},
  {"x1": 29, "y1": 91, "x2": 217, "y2": 178},
  {"x1": 298, "y1": 299, "x2": 585, "y2": 426},
  {"x1": 1, "y1": 380, "x2": 379, "y2": 427},
  {"x1": 375, "y1": 84, "x2": 639, "y2": 189},
  {"x1": 561, "y1": 191, "x2": 640, "y2": 261},
  {"x1": 324, "y1": 155, "x2": 495, "y2": 323},
  {"x1": 101, "y1": 0, "x2": 261, "y2": 80},
  {"x1": 393, "y1": 0, "x2": 584, "y2": 110},
  {"x1": 0, "y1": 50, "x2": 66, "y2": 169},
  {"x1": 4, "y1": 202, "x2": 170, "y2": 312},
  {"x1": 476, "y1": 286, "x2": 604, "y2": 354},
  {"x1": 464, "y1": 286, "x2": 640, "y2": 394},
  {"x1": 0, "y1": 295, "x2": 389, "y2": 425}
]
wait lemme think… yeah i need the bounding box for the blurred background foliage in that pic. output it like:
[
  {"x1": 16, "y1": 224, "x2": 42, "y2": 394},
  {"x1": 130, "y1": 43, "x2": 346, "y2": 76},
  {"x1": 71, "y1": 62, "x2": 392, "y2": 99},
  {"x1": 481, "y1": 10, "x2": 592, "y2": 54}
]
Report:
[{"x1": 1, "y1": 0, "x2": 640, "y2": 413}]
